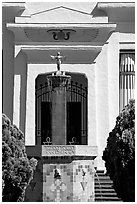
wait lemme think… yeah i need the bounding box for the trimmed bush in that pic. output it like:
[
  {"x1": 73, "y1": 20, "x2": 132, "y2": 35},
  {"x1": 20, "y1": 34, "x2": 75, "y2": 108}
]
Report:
[
  {"x1": 2, "y1": 114, "x2": 37, "y2": 202},
  {"x1": 103, "y1": 99, "x2": 135, "y2": 202}
]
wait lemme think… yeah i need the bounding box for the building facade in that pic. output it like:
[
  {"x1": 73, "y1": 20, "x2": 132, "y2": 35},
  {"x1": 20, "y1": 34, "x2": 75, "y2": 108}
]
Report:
[{"x1": 2, "y1": 2, "x2": 135, "y2": 202}]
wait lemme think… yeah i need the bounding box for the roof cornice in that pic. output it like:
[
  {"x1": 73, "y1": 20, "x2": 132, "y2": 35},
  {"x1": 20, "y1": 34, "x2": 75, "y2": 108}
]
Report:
[{"x1": 97, "y1": 2, "x2": 135, "y2": 9}]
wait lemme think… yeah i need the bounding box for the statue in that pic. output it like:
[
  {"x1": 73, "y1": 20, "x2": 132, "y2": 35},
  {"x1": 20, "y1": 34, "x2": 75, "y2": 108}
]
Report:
[{"x1": 50, "y1": 52, "x2": 66, "y2": 72}]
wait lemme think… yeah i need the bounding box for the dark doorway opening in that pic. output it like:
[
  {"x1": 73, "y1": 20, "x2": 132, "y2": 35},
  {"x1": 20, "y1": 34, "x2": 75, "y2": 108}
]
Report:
[
  {"x1": 41, "y1": 102, "x2": 52, "y2": 144},
  {"x1": 67, "y1": 102, "x2": 81, "y2": 144}
]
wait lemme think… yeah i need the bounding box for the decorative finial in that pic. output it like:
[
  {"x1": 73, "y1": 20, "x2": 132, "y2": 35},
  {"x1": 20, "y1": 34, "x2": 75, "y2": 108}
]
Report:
[{"x1": 50, "y1": 52, "x2": 66, "y2": 73}]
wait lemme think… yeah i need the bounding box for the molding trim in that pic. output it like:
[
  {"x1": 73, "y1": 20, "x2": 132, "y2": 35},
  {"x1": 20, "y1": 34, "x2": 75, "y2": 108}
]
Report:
[{"x1": 7, "y1": 23, "x2": 116, "y2": 29}]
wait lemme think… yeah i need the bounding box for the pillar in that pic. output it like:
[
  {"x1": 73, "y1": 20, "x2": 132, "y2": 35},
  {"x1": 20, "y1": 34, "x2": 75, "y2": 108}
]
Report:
[{"x1": 47, "y1": 73, "x2": 71, "y2": 145}]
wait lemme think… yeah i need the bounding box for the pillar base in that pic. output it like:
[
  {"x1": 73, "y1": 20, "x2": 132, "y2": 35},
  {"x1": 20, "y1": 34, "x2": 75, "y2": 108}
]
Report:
[{"x1": 25, "y1": 145, "x2": 97, "y2": 202}]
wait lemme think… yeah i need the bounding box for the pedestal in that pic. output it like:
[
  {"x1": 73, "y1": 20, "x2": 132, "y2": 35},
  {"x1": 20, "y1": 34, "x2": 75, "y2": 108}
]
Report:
[
  {"x1": 25, "y1": 145, "x2": 97, "y2": 202},
  {"x1": 25, "y1": 71, "x2": 97, "y2": 202}
]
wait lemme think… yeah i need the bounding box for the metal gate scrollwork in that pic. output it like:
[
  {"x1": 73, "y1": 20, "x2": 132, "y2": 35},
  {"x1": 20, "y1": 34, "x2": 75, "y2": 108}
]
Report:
[{"x1": 36, "y1": 79, "x2": 87, "y2": 145}]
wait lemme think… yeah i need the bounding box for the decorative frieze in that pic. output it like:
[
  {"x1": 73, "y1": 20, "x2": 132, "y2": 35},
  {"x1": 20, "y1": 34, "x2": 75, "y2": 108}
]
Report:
[
  {"x1": 42, "y1": 145, "x2": 97, "y2": 157},
  {"x1": 42, "y1": 145, "x2": 75, "y2": 156}
]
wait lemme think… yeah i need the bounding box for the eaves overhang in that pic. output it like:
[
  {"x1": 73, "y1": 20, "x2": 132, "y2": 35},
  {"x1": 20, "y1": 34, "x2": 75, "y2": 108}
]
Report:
[
  {"x1": 20, "y1": 45, "x2": 102, "y2": 64},
  {"x1": 97, "y1": 2, "x2": 135, "y2": 9},
  {"x1": 7, "y1": 23, "x2": 116, "y2": 44},
  {"x1": 2, "y1": 2, "x2": 26, "y2": 9},
  {"x1": 2, "y1": 2, "x2": 26, "y2": 20}
]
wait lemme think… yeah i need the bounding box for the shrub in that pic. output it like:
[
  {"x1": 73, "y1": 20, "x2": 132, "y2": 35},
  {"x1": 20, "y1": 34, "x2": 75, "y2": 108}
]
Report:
[
  {"x1": 2, "y1": 114, "x2": 37, "y2": 202},
  {"x1": 102, "y1": 99, "x2": 135, "y2": 202}
]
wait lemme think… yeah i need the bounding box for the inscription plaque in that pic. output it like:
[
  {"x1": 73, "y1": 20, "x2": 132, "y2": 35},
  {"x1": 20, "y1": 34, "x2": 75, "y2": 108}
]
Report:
[
  {"x1": 42, "y1": 145, "x2": 75, "y2": 156},
  {"x1": 42, "y1": 145, "x2": 98, "y2": 157}
]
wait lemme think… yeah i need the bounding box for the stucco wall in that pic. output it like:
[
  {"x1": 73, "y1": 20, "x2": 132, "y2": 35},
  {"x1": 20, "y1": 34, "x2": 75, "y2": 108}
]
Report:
[
  {"x1": 2, "y1": 25, "x2": 14, "y2": 121},
  {"x1": 13, "y1": 52, "x2": 27, "y2": 133},
  {"x1": 107, "y1": 32, "x2": 119, "y2": 131},
  {"x1": 94, "y1": 43, "x2": 109, "y2": 168},
  {"x1": 94, "y1": 30, "x2": 134, "y2": 169}
]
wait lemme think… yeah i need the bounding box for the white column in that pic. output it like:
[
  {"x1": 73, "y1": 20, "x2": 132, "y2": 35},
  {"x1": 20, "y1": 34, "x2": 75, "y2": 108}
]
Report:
[
  {"x1": 94, "y1": 44, "x2": 109, "y2": 170},
  {"x1": 13, "y1": 75, "x2": 21, "y2": 128},
  {"x1": 119, "y1": 74, "x2": 123, "y2": 111},
  {"x1": 25, "y1": 69, "x2": 36, "y2": 145},
  {"x1": 120, "y1": 53, "x2": 135, "y2": 111},
  {"x1": 86, "y1": 64, "x2": 96, "y2": 146},
  {"x1": 131, "y1": 55, "x2": 135, "y2": 99},
  {"x1": 108, "y1": 32, "x2": 119, "y2": 130}
]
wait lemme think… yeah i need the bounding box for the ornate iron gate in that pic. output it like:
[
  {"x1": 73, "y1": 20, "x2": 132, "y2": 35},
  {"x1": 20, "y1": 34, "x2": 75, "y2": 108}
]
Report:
[{"x1": 36, "y1": 80, "x2": 87, "y2": 145}]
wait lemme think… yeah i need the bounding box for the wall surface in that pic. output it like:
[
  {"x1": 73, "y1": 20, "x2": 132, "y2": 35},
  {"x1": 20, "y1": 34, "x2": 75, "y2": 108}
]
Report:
[
  {"x1": 2, "y1": 24, "x2": 14, "y2": 121},
  {"x1": 13, "y1": 52, "x2": 27, "y2": 132}
]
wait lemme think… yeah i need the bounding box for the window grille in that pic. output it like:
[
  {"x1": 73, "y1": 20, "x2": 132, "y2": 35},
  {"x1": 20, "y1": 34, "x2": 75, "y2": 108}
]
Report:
[{"x1": 119, "y1": 50, "x2": 135, "y2": 111}]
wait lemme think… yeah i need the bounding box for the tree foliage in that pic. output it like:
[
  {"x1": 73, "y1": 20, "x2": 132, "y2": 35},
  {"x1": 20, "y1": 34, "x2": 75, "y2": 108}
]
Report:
[
  {"x1": 2, "y1": 114, "x2": 37, "y2": 202},
  {"x1": 103, "y1": 99, "x2": 135, "y2": 202}
]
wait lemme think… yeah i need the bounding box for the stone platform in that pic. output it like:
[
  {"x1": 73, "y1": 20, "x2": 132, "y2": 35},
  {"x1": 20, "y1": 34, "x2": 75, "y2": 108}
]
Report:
[{"x1": 25, "y1": 145, "x2": 97, "y2": 202}]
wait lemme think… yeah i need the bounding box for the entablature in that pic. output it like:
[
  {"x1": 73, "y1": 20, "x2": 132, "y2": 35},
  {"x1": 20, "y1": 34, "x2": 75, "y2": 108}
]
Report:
[{"x1": 7, "y1": 23, "x2": 116, "y2": 45}]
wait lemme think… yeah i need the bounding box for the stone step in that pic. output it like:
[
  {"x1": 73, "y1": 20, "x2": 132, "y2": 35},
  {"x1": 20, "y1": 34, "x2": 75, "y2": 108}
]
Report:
[
  {"x1": 95, "y1": 184, "x2": 113, "y2": 189},
  {"x1": 95, "y1": 182, "x2": 113, "y2": 186},
  {"x1": 95, "y1": 173, "x2": 111, "y2": 178},
  {"x1": 95, "y1": 192, "x2": 118, "y2": 197},
  {"x1": 95, "y1": 170, "x2": 104, "y2": 174},
  {"x1": 95, "y1": 181, "x2": 113, "y2": 185},
  {"x1": 95, "y1": 197, "x2": 121, "y2": 201},
  {"x1": 95, "y1": 180, "x2": 113, "y2": 184},
  {"x1": 95, "y1": 170, "x2": 122, "y2": 202},
  {"x1": 95, "y1": 189, "x2": 116, "y2": 193},
  {"x1": 95, "y1": 175, "x2": 112, "y2": 179}
]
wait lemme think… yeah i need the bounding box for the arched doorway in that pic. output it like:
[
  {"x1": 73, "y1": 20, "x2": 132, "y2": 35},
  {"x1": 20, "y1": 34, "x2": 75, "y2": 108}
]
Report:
[{"x1": 35, "y1": 72, "x2": 88, "y2": 145}]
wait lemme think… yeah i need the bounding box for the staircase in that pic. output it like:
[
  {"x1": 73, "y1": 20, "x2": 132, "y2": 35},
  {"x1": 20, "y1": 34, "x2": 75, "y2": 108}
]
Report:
[{"x1": 95, "y1": 170, "x2": 122, "y2": 202}]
